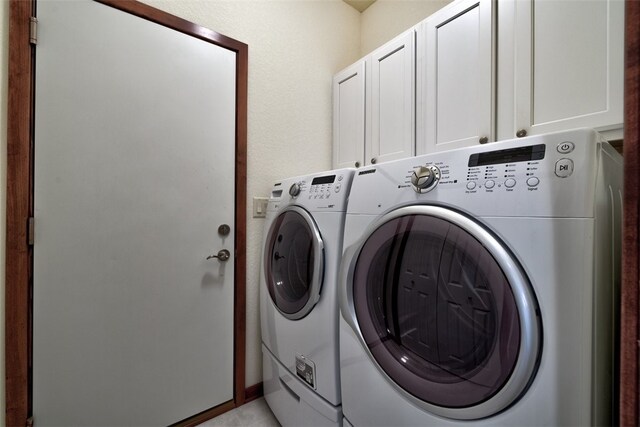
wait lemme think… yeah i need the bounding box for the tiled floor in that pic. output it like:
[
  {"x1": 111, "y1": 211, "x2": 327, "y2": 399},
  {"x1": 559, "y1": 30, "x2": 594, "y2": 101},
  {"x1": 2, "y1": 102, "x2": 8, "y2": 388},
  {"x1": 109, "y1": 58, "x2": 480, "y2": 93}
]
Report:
[{"x1": 198, "y1": 397, "x2": 281, "y2": 427}]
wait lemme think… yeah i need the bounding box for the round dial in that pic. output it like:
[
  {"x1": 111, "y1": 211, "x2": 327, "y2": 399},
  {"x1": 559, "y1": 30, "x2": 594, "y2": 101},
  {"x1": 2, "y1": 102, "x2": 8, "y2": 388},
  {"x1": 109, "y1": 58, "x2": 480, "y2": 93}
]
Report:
[
  {"x1": 289, "y1": 182, "x2": 302, "y2": 197},
  {"x1": 411, "y1": 165, "x2": 441, "y2": 193}
]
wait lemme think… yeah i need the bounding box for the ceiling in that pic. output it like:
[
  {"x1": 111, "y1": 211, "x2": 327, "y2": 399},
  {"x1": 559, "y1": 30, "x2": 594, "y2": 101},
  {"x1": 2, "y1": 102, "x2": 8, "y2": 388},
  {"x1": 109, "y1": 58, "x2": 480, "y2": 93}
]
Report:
[{"x1": 343, "y1": 0, "x2": 377, "y2": 13}]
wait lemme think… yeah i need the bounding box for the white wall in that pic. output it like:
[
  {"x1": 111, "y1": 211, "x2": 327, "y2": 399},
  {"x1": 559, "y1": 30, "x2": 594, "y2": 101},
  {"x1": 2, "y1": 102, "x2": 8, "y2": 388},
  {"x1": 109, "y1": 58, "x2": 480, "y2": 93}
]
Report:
[{"x1": 360, "y1": 0, "x2": 451, "y2": 55}]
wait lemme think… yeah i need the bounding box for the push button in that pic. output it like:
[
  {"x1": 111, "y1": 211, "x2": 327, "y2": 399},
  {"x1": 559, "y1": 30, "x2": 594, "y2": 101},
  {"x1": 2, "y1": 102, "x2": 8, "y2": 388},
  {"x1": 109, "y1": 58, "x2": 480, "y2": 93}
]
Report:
[
  {"x1": 505, "y1": 178, "x2": 516, "y2": 188},
  {"x1": 466, "y1": 181, "x2": 477, "y2": 190},
  {"x1": 484, "y1": 180, "x2": 495, "y2": 189},
  {"x1": 555, "y1": 158, "x2": 574, "y2": 178},
  {"x1": 557, "y1": 141, "x2": 575, "y2": 154},
  {"x1": 335, "y1": 184, "x2": 341, "y2": 193},
  {"x1": 526, "y1": 177, "x2": 540, "y2": 187}
]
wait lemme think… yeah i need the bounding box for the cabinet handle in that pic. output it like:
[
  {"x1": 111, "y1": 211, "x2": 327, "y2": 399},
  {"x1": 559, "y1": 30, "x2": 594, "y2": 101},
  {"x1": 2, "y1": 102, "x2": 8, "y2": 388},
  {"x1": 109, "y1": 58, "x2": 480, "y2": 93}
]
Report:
[
  {"x1": 479, "y1": 136, "x2": 489, "y2": 144},
  {"x1": 516, "y1": 129, "x2": 528, "y2": 138},
  {"x1": 371, "y1": 158, "x2": 377, "y2": 164},
  {"x1": 355, "y1": 161, "x2": 361, "y2": 168}
]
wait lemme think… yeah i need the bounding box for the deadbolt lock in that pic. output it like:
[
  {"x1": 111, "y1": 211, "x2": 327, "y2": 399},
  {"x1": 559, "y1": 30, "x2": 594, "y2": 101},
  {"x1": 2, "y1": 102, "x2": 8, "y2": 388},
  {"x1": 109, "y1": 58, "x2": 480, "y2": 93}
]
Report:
[{"x1": 218, "y1": 224, "x2": 231, "y2": 236}]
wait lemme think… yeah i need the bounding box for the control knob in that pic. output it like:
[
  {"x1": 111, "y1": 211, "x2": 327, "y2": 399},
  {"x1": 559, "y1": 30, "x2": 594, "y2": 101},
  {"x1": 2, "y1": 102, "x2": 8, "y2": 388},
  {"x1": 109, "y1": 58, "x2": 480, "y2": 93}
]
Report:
[
  {"x1": 411, "y1": 165, "x2": 441, "y2": 193},
  {"x1": 289, "y1": 182, "x2": 301, "y2": 197}
]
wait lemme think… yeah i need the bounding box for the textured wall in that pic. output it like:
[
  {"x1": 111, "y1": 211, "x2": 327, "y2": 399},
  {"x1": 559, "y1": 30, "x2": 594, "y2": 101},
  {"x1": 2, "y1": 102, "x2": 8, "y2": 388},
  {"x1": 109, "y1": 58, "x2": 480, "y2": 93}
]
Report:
[
  {"x1": 360, "y1": 0, "x2": 452, "y2": 55},
  {"x1": 138, "y1": 0, "x2": 361, "y2": 388}
]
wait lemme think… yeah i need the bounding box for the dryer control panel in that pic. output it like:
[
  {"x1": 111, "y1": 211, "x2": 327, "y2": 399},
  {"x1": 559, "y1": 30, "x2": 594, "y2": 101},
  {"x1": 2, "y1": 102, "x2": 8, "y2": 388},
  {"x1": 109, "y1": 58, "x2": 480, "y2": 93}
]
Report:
[{"x1": 267, "y1": 168, "x2": 355, "y2": 213}]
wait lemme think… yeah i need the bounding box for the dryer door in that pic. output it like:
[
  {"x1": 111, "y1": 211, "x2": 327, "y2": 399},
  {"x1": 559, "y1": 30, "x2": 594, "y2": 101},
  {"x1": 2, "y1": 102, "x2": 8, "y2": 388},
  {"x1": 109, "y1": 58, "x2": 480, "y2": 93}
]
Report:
[
  {"x1": 341, "y1": 206, "x2": 540, "y2": 420},
  {"x1": 264, "y1": 206, "x2": 324, "y2": 320}
]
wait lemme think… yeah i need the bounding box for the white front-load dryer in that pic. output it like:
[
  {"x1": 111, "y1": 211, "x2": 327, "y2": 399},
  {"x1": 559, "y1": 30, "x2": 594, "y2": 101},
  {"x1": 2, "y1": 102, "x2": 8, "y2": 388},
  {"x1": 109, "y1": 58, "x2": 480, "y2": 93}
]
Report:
[
  {"x1": 339, "y1": 129, "x2": 622, "y2": 426},
  {"x1": 261, "y1": 168, "x2": 355, "y2": 426}
]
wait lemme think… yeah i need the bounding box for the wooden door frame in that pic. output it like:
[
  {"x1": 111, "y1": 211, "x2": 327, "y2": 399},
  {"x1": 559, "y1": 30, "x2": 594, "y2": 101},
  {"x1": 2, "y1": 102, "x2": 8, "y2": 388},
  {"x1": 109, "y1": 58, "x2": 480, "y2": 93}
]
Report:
[
  {"x1": 621, "y1": 0, "x2": 640, "y2": 425},
  {"x1": 5, "y1": 1, "x2": 248, "y2": 426}
]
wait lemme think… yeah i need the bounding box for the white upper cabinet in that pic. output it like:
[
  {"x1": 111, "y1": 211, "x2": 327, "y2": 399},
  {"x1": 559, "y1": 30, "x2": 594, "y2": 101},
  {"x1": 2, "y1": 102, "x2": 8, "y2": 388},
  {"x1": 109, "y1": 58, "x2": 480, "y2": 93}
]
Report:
[
  {"x1": 417, "y1": 0, "x2": 494, "y2": 154},
  {"x1": 497, "y1": 0, "x2": 624, "y2": 141},
  {"x1": 368, "y1": 29, "x2": 416, "y2": 165},
  {"x1": 334, "y1": 0, "x2": 624, "y2": 166},
  {"x1": 333, "y1": 61, "x2": 366, "y2": 169}
]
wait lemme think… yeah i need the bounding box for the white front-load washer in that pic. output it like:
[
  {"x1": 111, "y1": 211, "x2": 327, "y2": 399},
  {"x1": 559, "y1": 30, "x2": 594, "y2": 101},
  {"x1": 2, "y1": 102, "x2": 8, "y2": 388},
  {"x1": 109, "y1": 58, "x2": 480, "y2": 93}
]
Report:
[
  {"x1": 339, "y1": 129, "x2": 622, "y2": 426},
  {"x1": 261, "y1": 168, "x2": 355, "y2": 426}
]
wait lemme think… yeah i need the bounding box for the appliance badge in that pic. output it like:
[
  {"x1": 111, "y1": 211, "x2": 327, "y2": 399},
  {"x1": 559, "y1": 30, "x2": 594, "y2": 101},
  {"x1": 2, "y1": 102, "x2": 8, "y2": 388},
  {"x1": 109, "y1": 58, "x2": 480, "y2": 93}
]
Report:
[
  {"x1": 295, "y1": 353, "x2": 316, "y2": 389},
  {"x1": 358, "y1": 169, "x2": 376, "y2": 176}
]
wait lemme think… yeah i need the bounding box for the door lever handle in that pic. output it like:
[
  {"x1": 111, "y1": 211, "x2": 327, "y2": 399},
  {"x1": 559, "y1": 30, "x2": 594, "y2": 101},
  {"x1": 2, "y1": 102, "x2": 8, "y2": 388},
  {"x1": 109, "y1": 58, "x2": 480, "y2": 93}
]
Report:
[{"x1": 207, "y1": 249, "x2": 231, "y2": 261}]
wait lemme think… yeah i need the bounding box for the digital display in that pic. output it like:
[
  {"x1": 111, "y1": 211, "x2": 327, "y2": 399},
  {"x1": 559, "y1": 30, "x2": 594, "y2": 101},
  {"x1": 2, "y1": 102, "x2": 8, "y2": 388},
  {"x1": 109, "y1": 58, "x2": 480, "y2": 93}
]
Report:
[
  {"x1": 311, "y1": 175, "x2": 336, "y2": 185},
  {"x1": 468, "y1": 144, "x2": 546, "y2": 167}
]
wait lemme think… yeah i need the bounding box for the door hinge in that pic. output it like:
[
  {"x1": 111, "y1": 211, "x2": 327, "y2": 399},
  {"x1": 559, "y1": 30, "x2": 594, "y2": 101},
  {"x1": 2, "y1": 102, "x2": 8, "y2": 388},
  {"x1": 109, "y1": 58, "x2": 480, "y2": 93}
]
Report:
[
  {"x1": 29, "y1": 16, "x2": 38, "y2": 45},
  {"x1": 28, "y1": 217, "x2": 35, "y2": 246},
  {"x1": 26, "y1": 416, "x2": 34, "y2": 427}
]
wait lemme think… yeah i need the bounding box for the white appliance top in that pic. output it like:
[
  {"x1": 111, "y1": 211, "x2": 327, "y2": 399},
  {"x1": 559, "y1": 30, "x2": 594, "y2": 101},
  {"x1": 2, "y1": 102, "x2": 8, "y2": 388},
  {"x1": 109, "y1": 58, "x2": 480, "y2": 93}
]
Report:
[
  {"x1": 267, "y1": 168, "x2": 355, "y2": 213},
  {"x1": 347, "y1": 128, "x2": 621, "y2": 218}
]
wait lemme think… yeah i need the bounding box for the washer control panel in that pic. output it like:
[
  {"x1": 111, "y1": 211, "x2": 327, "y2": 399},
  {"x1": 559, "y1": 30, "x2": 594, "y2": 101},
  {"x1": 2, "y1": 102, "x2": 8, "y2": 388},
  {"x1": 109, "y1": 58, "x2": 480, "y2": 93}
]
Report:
[
  {"x1": 398, "y1": 138, "x2": 583, "y2": 196},
  {"x1": 464, "y1": 143, "x2": 547, "y2": 193},
  {"x1": 347, "y1": 128, "x2": 608, "y2": 218},
  {"x1": 411, "y1": 165, "x2": 441, "y2": 193},
  {"x1": 462, "y1": 139, "x2": 582, "y2": 194}
]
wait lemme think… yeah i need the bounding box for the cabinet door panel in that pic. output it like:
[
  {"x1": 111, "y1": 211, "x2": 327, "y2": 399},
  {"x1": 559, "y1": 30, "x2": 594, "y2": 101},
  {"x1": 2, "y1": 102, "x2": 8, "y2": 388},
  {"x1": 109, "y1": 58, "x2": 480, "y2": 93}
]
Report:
[
  {"x1": 419, "y1": 0, "x2": 494, "y2": 154},
  {"x1": 512, "y1": 0, "x2": 623, "y2": 138},
  {"x1": 333, "y1": 61, "x2": 366, "y2": 169},
  {"x1": 369, "y1": 30, "x2": 415, "y2": 164},
  {"x1": 378, "y1": 51, "x2": 407, "y2": 155},
  {"x1": 533, "y1": 1, "x2": 607, "y2": 124}
]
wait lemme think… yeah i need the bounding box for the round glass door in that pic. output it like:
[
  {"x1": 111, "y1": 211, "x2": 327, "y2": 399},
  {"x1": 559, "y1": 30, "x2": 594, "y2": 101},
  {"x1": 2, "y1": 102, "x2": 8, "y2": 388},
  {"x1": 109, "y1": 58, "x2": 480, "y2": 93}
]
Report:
[
  {"x1": 264, "y1": 206, "x2": 324, "y2": 320},
  {"x1": 347, "y1": 206, "x2": 540, "y2": 420}
]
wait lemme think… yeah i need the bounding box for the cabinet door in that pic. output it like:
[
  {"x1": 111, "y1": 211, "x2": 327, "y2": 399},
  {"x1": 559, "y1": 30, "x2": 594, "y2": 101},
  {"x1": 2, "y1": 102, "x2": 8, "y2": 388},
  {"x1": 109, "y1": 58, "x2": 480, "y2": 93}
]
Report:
[
  {"x1": 333, "y1": 61, "x2": 366, "y2": 169},
  {"x1": 368, "y1": 29, "x2": 415, "y2": 165},
  {"x1": 502, "y1": 0, "x2": 623, "y2": 140},
  {"x1": 418, "y1": 0, "x2": 494, "y2": 154}
]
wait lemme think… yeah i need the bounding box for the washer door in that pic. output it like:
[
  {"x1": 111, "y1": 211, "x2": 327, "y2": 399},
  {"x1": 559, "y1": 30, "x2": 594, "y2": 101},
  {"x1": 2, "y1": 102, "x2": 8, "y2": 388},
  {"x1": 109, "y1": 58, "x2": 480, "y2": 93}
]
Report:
[
  {"x1": 341, "y1": 206, "x2": 540, "y2": 420},
  {"x1": 264, "y1": 206, "x2": 324, "y2": 320}
]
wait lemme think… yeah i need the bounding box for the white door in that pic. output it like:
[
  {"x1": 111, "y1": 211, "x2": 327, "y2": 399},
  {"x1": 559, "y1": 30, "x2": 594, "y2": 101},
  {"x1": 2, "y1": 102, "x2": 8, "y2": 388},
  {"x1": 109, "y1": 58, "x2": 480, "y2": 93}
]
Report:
[
  {"x1": 333, "y1": 60, "x2": 366, "y2": 169},
  {"x1": 499, "y1": 0, "x2": 624, "y2": 140},
  {"x1": 32, "y1": 1, "x2": 236, "y2": 425},
  {"x1": 417, "y1": 0, "x2": 494, "y2": 154},
  {"x1": 368, "y1": 29, "x2": 415, "y2": 165}
]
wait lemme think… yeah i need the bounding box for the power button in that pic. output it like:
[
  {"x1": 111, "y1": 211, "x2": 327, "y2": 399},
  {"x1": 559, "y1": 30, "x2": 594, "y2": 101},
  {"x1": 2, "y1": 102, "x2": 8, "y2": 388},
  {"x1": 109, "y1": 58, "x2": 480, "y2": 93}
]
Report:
[{"x1": 557, "y1": 141, "x2": 575, "y2": 154}]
